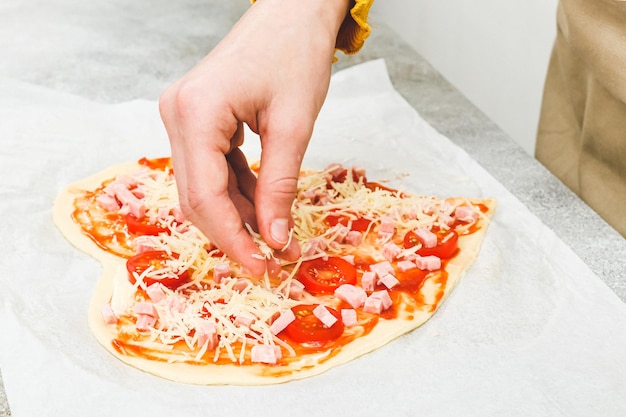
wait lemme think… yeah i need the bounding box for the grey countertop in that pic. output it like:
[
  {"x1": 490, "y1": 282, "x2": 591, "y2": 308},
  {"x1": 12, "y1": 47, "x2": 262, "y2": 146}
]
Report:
[{"x1": 2, "y1": 1, "x2": 625, "y2": 415}]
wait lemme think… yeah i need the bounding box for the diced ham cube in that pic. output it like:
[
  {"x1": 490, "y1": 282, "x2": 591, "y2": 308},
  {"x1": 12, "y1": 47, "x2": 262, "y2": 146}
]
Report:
[
  {"x1": 379, "y1": 215, "x2": 395, "y2": 234},
  {"x1": 341, "y1": 255, "x2": 355, "y2": 265},
  {"x1": 302, "y1": 237, "x2": 327, "y2": 257},
  {"x1": 100, "y1": 303, "x2": 118, "y2": 325},
  {"x1": 133, "y1": 302, "x2": 157, "y2": 317},
  {"x1": 233, "y1": 278, "x2": 250, "y2": 292},
  {"x1": 330, "y1": 224, "x2": 350, "y2": 243},
  {"x1": 396, "y1": 260, "x2": 416, "y2": 272},
  {"x1": 382, "y1": 243, "x2": 402, "y2": 262},
  {"x1": 325, "y1": 163, "x2": 344, "y2": 178},
  {"x1": 351, "y1": 165, "x2": 366, "y2": 181},
  {"x1": 363, "y1": 297, "x2": 383, "y2": 314},
  {"x1": 146, "y1": 284, "x2": 166, "y2": 302},
  {"x1": 414, "y1": 228, "x2": 437, "y2": 248},
  {"x1": 370, "y1": 290, "x2": 393, "y2": 310},
  {"x1": 157, "y1": 207, "x2": 170, "y2": 220},
  {"x1": 234, "y1": 313, "x2": 255, "y2": 328},
  {"x1": 288, "y1": 280, "x2": 305, "y2": 300},
  {"x1": 414, "y1": 255, "x2": 442, "y2": 271},
  {"x1": 135, "y1": 314, "x2": 157, "y2": 331},
  {"x1": 269, "y1": 309, "x2": 296, "y2": 335},
  {"x1": 213, "y1": 262, "x2": 231, "y2": 284},
  {"x1": 361, "y1": 271, "x2": 377, "y2": 292},
  {"x1": 455, "y1": 205, "x2": 479, "y2": 223},
  {"x1": 439, "y1": 213, "x2": 455, "y2": 226},
  {"x1": 251, "y1": 345, "x2": 282, "y2": 365},
  {"x1": 313, "y1": 305, "x2": 338, "y2": 328},
  {"x1": 109, "y1": 183, "x2": 146, "y2": 219},
  {"x1": 379, "y1": 273, "x2": 400, "y2": 289},
  {"x1": 279, "y1": 270, "x2": 291, "y2": 281},
  {"x1": 345, "y1": 230, "x2": 363, "y2": 246},
  {"x1": 96, "y1": 194, "x2": 120, "y2": 212},
  {"x1": 341, "y1": 309, "x2": 358, "y2": 327},
  {"x1": 196, "y1": 320, "x2": 218, "y2": 349},
  {"x1": 370, "y1": 261, "x2": 394, "y2": 279},
  {"x1": 334, "y1": 284, "x2": 367, "y2": 308}
]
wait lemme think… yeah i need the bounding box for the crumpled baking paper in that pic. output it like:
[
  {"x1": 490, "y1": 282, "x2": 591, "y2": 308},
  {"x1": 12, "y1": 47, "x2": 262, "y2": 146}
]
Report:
[{"x1": 1, "y1": 59, "x2": 625, "y2": 417}]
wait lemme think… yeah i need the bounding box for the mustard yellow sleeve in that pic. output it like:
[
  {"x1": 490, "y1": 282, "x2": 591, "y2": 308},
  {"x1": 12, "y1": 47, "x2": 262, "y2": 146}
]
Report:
[
  {"x1": 248, "y1": 0, "x2": 374, "y2": 55},
  {"x1": 335, "y1": 0, "x2": 374, "y2": 55}
]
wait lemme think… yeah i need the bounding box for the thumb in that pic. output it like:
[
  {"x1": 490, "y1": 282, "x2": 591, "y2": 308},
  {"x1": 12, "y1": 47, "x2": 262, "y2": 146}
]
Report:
[{"x1": 255, "y1": 120, "x2": 312, "y2": 258}]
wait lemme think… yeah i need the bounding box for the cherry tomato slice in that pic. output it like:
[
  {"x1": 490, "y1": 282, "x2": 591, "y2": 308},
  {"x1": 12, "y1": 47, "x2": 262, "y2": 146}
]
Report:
[
  {"x1": 125, "y1": 213, "x2": 169, "y2": 236},
  {"x1": 126, "y1": 250, "x2": 189, "y2": 290},
  {"x1": 297, "y1": 257, "x2": 357, "y2": 294},
  {"x1": 403, "y1": 229, "x2": 459, "y2": 259},
  {"x1": 326, "y1": 214, "x2": 371, "y2": 232},
  {"x1": 284, "y1": 304, "x2": 344, "y2": 344}
]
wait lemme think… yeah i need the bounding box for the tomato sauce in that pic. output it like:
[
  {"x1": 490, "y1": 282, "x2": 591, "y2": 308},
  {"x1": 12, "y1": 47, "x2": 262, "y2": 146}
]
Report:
[{"x1": 75, "y1": 158, "x2": 482, "y2": 372}]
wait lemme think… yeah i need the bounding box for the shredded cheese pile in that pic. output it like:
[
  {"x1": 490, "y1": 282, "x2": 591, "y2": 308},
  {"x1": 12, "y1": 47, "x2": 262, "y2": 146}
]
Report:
[{"x1": 97, "y1": 162, "x2": 484, "y2": 365}]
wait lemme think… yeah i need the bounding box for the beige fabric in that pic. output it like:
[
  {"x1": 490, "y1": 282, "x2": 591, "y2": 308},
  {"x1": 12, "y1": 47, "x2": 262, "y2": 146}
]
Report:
[{"x1": 536, "y1": 0, "x2": 626, "y2": 237}]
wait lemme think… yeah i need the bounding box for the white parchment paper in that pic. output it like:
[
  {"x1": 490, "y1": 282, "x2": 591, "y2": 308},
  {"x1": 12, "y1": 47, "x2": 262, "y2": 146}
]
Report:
[{"x1": 1, "y1": 59, "x2": 625, "y2": 417}]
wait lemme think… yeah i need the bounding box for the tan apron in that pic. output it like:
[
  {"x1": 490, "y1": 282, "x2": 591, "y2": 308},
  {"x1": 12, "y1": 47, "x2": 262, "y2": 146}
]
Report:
[{"x1": 536, "y1": 0, "x2": 626, "y2": 237}]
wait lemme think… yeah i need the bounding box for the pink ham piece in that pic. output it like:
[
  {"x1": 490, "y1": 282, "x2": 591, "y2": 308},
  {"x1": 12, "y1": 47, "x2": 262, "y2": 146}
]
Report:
[
  {"x1": 288, "y1": 280, "x2": 305, "y2": 300},
  {"x1": 325, "y1": 163, "x2": 345, "y2": 178},
  {"x1": 95, "y1": 193, "x2": 120, "y2": 212},
  {"x1": 133, "y1": 302, "x2": 157, "y2": 317},
  {"x1": 379, "y1": 216, "x2": 395, "y2": 234},
  {"x1": 396, "y1": 260, "x2": 416, "y2": 272},
  {"x1": 269, "y1": 309, "x2": 296, "y2": 335},
  {"x1": 414, "y1": 228, "x2": 437, "y2": 248},
  {"x1": 361, "y1": 271, "x2": 377, "y2": 292},
  {"x1": 157, "y1": 207, "x2": 170, "y2": 220},
  {"x1": 213, "y1": 262, "x2": 231, "y2": 284},
  {"x1": 302, "y1": 237, "x2": 327, "y2": 257},
  {"x1": 334, "y1": 284, "x2": 367, "y2": 308},
  {"x1": 234, "y1": 313, "x2": 255, "y2": 328},
  {"x1": 414, "y1": 255, "x2": 442, "y2": 271},
  {"x1": 313, "y1": 305, "x2": 338, "y2": 328},
  {"x1": 345, "y1": 230, "x2": 363, "y2": 246},
  {"x1": 233, "y1": 278, "x2": 251, "y2": 292},
  {"x1": 329, "y1": 224, "x2": 350, "y2": 243},
  {"x1": 108, "y1": 182, "x2": 146, "y2": 219},
  {"x1": 379, "y1": 273, "x2": 400, "y2": 289},
  {"x1": 251, "y1": 345, "x2": 282, "y2": 365},
  {"x1": 363, "y1": 296, "x2": 383, "y2": 314},
  {"x1": 382, "y1": 242, "x2": 402, "y2": 261},
  {"x1": 196, "y1": 320, "x2": 218, "y2": 349},
  {"x1": 341, "y1": 309, "x2": 358, "y2": 327},
  {"x1": 455, "y1": 205, "x2": 479, "y2": 223},
  {"x1": 370, "y1": 261, "x2": 395, "y2": 279},
  {"x1": 364, "y1": 290, "x2": 393, "y2": 314},
  {"x1": 100, "y1": 303, "x2": 118, "y2": 325},
  {"x1": 135, "y1": 314, "x2": 157, "y2": 331},
  {"x1": 145, "y1": 284, "x2": 166, "y2": 302},
  {"x1": 341, "y1": 254, "x2": 355, "y2": 265}
]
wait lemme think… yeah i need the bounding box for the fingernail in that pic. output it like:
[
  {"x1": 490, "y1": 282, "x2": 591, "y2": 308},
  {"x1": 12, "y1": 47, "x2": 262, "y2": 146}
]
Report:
[{"x1": 270, "y1": 218, "x2": 289, "y2": 245}]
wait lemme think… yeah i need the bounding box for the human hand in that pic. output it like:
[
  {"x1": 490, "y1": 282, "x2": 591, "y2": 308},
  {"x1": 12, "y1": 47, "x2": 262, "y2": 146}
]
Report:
[{"x1": 159, "y1": 0, "x2": 350, "y2": 276}]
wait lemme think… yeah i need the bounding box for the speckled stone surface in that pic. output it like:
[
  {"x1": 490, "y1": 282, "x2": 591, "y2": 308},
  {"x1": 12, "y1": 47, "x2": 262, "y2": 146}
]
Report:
[{"x1": 2, "y1": 1, "x2": 625, "y2": 415}]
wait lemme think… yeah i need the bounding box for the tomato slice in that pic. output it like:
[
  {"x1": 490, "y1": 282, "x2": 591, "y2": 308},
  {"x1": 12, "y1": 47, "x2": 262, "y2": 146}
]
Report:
[
  {"x1": 403, "y1": 229, "x2": 459, "y2": 259},
  {"x1": 297, "y1": 257, "x2": 357, "y2": 294},
  {"x1": 283, "y1": 304, "x2": 344, "y2": 344},
  {"x1": 326, "y1": 213, "x2": 371, "y2": 232},
  {"x1": 126, "y1": 250, "x2": 189, "y2": 290},
  {"x1": 125, "y1": 213, "x2": 169, "y2": 236}
]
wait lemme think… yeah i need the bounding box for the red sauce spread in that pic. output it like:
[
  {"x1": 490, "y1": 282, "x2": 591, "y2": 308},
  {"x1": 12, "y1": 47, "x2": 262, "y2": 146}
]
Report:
[{"x1": 73, "y1": 158, "x2": 487, "y2": 369}]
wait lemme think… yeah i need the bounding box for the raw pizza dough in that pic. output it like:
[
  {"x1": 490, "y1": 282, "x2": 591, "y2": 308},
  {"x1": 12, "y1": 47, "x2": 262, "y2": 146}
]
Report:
[{"x1": 53, "y1": 159, "x2": 496, "y2": 385}]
